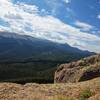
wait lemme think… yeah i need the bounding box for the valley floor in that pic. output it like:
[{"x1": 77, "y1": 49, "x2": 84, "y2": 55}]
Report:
[{"x1": 0, "y1": 77, "x2": 100, "y2": 100}]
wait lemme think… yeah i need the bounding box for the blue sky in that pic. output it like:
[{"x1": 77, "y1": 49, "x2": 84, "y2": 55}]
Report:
[{"x1": 0, "y1": 0, "x2": 100, "y2": 52}]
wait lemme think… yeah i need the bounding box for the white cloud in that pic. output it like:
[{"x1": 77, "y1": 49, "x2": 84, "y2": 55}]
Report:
[
  {"x1": 0, "y1": 0, "x2": 100, "y2": 53},
  {"x1": 63, "y1": 0, "x2": 70, "y2": 4},
  {"x1": 44, "y1": 0, "x2": 62, "y2": 16},
  {"x1": 97, "y1": 15, "x2": 100, "y2": 19},
  {"x1": 75, "y1": 21, "x2": 93, "y2": 31}
]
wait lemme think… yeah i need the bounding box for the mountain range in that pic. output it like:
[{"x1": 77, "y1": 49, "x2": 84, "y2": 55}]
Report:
[{"x1": 0, "y1": 32, "x2": 94, "y2": 63}]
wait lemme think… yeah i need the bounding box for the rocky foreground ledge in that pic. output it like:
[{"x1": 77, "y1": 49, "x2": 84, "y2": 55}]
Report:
[{"x1": 0, "y1": 77, "x2": 100, "y2": 100}]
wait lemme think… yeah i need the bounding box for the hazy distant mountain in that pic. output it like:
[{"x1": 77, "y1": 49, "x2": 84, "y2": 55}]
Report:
[{"x1": 0, "y1": 32, "x2": 94, "y2": 62}]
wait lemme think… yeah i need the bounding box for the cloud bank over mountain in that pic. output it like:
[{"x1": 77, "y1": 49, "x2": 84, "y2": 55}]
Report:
[{"x1": 0, "y1": 0, "x2": 100, "y2": 53}]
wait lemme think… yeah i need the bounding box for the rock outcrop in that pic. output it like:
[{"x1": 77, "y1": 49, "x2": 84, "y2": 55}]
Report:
[{"x1": 54, "y1": 54, "x2": 100, "y2": 83}]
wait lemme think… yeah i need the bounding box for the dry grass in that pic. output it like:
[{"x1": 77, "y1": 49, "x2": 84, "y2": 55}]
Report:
[{"x1": 0, "y1": 77, "x2": 99, "y2": 100}]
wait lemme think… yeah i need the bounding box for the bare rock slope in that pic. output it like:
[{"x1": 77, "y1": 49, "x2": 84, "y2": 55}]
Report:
[{"x1": 54, "y1": 54, "x2": 100, "y2": 83}]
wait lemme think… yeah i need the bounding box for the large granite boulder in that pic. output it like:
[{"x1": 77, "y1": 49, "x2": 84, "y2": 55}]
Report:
[{"x1": 54, "y1": 54, "x2": 100, "y2": 83}]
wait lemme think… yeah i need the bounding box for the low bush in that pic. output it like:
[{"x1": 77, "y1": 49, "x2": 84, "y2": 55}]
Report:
[{"x1": 80, "y1": 88, "x2": 94, "y2": 100}]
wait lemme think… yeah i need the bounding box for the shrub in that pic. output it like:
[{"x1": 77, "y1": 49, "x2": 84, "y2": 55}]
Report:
[{"x1": 80, "y1": 88, "x2": 94, "y2": 100}]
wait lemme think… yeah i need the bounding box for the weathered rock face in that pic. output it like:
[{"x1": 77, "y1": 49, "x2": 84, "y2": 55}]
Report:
[{"x1": 54, "y1": 54, "x2": 100, "y2": 83}]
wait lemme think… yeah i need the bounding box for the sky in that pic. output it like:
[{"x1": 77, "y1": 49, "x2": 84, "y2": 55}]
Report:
[{"x1": 0, "y1": 0, "x2": 100, "y2": 53}]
